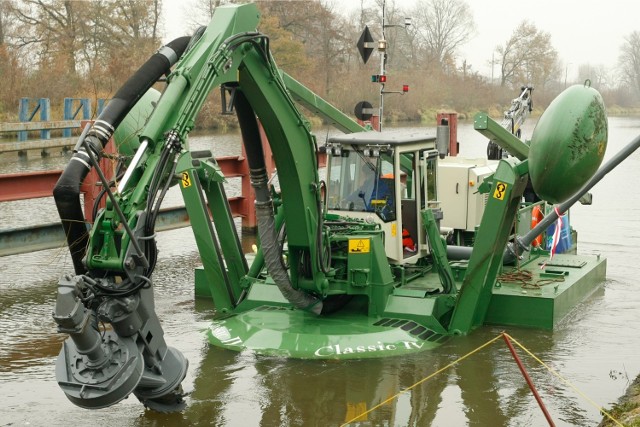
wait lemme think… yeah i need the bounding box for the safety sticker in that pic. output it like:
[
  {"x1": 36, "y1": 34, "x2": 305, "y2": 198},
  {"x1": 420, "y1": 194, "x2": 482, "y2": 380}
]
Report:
[
  {"x1": 493, "y1": 182, "x2": 507, "y2": 200},
  {"x1": 181, "y1": 172, "x2": 192, "y2": 188},
  {"x1": 349, "y1": 239, "x2": 370, "y2": 254}
]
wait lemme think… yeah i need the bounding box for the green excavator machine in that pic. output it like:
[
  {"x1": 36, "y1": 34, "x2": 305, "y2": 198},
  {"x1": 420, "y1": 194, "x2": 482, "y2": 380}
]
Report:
[{"x1": 52, "y1": 3, "x2": 621, "y2": 412}]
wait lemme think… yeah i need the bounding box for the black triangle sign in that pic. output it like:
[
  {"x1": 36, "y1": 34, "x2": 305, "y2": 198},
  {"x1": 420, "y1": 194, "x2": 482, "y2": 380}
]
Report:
[{"x1": 357, "y1": 26, "x2": 375, "y2": 64}]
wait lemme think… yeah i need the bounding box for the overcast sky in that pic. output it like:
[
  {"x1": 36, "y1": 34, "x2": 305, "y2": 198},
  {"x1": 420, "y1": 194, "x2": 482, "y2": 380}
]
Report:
[{"x1": 163, "y1": 0, "x2": 639, "y2": 80}]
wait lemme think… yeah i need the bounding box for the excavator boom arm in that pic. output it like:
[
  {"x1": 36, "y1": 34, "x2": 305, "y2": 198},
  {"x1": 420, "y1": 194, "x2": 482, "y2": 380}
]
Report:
[{"x1": 51, "y1": 3, "x2": 347, "y2": 411}]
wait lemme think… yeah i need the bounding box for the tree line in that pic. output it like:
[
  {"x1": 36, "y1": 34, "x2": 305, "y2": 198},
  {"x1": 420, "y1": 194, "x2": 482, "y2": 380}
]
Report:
[{"x1": 1, "y1": 0, "x2": 640, "y2": 130}]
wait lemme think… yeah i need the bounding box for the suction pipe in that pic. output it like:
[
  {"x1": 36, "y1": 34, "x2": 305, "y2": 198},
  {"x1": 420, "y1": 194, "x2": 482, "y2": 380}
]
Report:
[
  {"x1": 234, "y1": 91, "x2": 322, "y2": 314},
  {"x1": 507, "y1": 131, "x2": 640, "y2": 262},
  {"x1": 53, "y1": 37, "x2": 191, "y2": 274}
]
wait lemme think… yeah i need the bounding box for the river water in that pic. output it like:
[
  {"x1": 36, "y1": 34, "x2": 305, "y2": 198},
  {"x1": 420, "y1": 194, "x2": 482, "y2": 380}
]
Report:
[{"x1": 1, "y1": 118, "x2": 639, "y2": 426}]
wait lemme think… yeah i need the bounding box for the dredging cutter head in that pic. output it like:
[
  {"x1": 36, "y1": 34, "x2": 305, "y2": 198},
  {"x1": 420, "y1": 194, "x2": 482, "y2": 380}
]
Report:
[{"x1": 52, "y1": 275, "x2": 188, "y2": 411}]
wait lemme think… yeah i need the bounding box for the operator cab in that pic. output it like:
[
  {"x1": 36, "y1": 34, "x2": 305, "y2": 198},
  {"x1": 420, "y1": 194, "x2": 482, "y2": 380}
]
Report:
[{"x1": 325, "y1": 131, "x2": 439, "y2": 263}]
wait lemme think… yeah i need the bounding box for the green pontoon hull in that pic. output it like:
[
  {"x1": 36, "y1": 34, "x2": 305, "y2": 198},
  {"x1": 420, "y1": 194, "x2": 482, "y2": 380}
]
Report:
[
  {"x1": 198, "y1": 250, "x2": 606, "y2": 359},
  {"x1": 484, "y1": 253, "x2": 606, "y2": 329}
]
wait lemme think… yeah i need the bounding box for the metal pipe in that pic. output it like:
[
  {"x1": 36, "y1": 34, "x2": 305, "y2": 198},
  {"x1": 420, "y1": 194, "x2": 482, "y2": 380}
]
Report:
[
  {"x1": 117, "y1": 138, "x2": 148, "y2": 193},
  {"x1": 510, "y1": 132, "x2": 640, "y2": 259},
  {"x1": 502, "y1": 334, "x2": 556, "y2": 427},
  {"x1": 446, "y1": 245, "x2": 473, "y2": 260}
]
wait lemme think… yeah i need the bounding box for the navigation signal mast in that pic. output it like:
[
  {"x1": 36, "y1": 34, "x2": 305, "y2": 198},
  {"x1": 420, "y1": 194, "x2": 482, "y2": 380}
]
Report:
[{"x1": 356, "y1": 0, "x2": 411, "y2": 131}]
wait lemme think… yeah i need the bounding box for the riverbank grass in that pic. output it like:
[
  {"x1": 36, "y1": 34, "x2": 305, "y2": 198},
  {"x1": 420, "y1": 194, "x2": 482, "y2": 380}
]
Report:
[{"x1": 600, "y1": 376, "x2": 640, "y2": 426}]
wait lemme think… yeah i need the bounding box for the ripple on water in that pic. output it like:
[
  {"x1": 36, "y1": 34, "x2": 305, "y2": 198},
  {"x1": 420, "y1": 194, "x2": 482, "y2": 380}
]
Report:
[{"x1": 2, "y1": 121, "x2": 640, "y2": 426}]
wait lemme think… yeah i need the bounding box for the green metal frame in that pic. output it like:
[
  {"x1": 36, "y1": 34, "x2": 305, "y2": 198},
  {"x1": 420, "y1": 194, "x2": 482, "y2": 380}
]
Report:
[
  {"x1": 474, "y1": 112, "x2": 530, "y2": 160},
  {"x1": 84, "y1": 4, "x2": 332, "y2": 294},
  {"x1": 76, "y1": 3, "x2": 610, "y2": 361},
  {"x1": 448, "y1": 158, "x2": 529, "y2": 333}
]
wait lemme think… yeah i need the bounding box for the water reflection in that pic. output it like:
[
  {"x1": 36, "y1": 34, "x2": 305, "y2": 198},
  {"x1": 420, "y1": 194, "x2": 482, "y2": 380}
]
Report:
[{"x1": 175, "y1": 328, "x2": 561, "y2": 426}]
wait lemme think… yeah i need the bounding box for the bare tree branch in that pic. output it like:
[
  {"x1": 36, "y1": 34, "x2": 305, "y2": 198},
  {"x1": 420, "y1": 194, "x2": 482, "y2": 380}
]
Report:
[{"x1": 411, "y1": 0, "x2": 475, "y2": 71}]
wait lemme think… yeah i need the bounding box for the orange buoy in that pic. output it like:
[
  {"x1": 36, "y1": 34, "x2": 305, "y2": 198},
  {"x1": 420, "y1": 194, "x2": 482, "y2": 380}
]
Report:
[{"x1": 530, "y1": 205, "x2": 544, "y2": 247}]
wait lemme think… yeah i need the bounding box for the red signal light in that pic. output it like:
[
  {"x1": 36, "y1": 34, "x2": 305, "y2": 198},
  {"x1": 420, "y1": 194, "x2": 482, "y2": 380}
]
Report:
[
  {"x1": 402, "y1": 84, "x2": 409, "y2": 92},
  {"x1": 379, "y1": 75, "x2": 387, "y2": 83}
]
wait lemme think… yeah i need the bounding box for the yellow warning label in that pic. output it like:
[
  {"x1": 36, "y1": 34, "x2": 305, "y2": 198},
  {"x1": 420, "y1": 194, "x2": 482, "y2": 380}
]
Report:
[
  {"x1": 181, "y1": 172, "x2": 192, "y2": 188},
  {"x1": 493, "y1": 181, "x2": 507, "y2": 200},
  {"x1": 348, "y1": 239, "x2": 370, "y2": 254},
  {"x1": 391, "y1": 223, "x2": 397, "y2": 237}
]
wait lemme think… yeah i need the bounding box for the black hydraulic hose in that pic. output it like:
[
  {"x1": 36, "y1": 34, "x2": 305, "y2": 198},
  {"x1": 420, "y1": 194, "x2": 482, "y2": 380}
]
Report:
[
  {"x1": 143, "y1": 148, "x2": 178, "y2": 277},
  {"x1": 234, "y1": 91, "x2": 322, "y2": 314},
  {"x1": 81, "y1": 136, "x2": 149, "y2": 270},
  {"x1": 98, "y1": 37, "x2": 191, "y2": 134},
  {"x1": 145, "y1": 143, "x2": 173, "y2": 232},
  {"x1": 53, "y1": 124, "x2": 92, "y2": 274},
  {"x1": 53, "y1": 36, "x2": 191, "y2": 275},
  {"x1": 91, "y1": 167, "x2": 126, "y2": 222}
]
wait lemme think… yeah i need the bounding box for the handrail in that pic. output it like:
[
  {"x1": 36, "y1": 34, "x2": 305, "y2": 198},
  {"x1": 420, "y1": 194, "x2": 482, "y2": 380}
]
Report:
[{"x1": 0, "y1": 120, "x2": 82, "y2": 133}]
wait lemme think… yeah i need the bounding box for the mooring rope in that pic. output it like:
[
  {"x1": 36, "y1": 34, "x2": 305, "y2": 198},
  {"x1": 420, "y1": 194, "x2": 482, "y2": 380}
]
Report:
[
  {"x1": 341, "y1": 332, "x2": 623, "y2": 426},
  {"x1": 498, "y1": 268, "x2": 565, "y2": 289}
]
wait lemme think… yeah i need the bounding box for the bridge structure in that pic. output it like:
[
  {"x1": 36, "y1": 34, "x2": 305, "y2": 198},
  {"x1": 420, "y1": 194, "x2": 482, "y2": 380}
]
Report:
[
  {"x1": 0, "y1": 118, "x2": 328, "y2": 257},
  {"x1": 1, "y1": 75, "x2": 379, "y2": 257}
]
